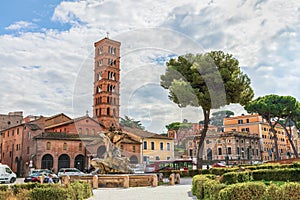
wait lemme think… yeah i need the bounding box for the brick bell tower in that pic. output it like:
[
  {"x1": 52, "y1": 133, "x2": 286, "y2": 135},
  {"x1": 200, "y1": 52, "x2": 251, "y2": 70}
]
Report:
[{"x1": 93, "y1": 37, "x2": 120, "y2": 129}]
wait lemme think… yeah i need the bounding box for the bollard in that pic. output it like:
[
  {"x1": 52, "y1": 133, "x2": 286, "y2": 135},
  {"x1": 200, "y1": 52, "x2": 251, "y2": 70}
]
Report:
[
  {"x1": 152, "y1": 174, "x2": 158, "y2": 187},
  {"x1": 175, "y1": 173, "x2": 180, "y2": 184},
  {"x1": 93, "y1": 175, "x2": 99, "y2": 189},
  {"x1": 123, "y1": 175, "x2": 129, "y2": 188},
  {"x1": 169, "y1": 173, "x2": 175, "y2": 186},
  {"x1": 61, "y1": 175, "x2": 70, "y2": 187}
]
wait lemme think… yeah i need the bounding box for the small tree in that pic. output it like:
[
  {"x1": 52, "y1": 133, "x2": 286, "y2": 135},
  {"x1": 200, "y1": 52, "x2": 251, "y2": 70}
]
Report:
[
  {"x1": 120, "y1": 116, "x2": 145, "y2": 130},
  {"x1": 161, "y1": 51, "x2": 254, "y2": 169},
  {"x1": 210, "y1": 110, "x2": 234, "y2": 132}
]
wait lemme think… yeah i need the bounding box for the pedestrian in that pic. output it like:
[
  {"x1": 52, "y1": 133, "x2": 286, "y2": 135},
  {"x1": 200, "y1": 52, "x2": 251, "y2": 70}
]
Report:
[{"x1": 47, "y1": 173, "x2": 54, "y2": 184}]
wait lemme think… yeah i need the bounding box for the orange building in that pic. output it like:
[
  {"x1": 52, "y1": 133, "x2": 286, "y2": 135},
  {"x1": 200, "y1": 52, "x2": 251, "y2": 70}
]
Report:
[{"x1": 223, "y1": 114, "x2": 289, "y2": 161}]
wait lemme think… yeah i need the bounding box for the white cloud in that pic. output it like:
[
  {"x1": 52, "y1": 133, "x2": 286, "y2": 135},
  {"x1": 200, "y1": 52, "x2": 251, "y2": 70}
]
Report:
[
  {"x1": 5, "y1": 21, "x2": 37, "y2": 30},
  {"x1": 0, "y1": 0, "x2": 300, "y2": 133}
]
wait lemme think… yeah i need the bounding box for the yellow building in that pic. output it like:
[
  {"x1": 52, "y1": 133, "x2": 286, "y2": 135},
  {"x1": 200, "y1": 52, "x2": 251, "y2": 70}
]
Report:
[
  {"x1": 122, "y1": 126, "x2": 174, "y2": 163},
  {"x1": 223, "y1": 114, "x2": 289, "y2": 161}
]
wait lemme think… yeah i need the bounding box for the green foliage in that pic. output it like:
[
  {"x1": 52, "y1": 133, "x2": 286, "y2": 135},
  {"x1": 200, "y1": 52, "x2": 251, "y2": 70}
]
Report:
[
  {"x1": 252, "y1": 168, "x2": 300, "y2": 182},
  {"x1": 218, "y1": 182, "x2": 267, "y2": 200},
  {"x1": 120, "y1": 115, "x2": 145, "y2": 130},
  {"x1": 161, "y1": 51, "x2": 254, "y2": 110},
  {"x1": 210, "y1": 166, "x2": 239, "y2": 176},
  {"x1": 165, "y1": 121, "x2": 192, "y2": 130},
  {"x1": 221, "y1": 171, "x2": 253, "y2": 184},
  {"x1": 10, "y1": 182, "x2": 40, "y2": 195},
  {"x1": 210, "y1": 110, "x2": 234, "y2": 130},
  {"x1": 70, "y1": 180, "x2": 93, "y2": 200},
  {"x1": 0, "y1": 185, "x2": 8, "y2": 191},
  {"x1": 0, "y1": 190, "x2": 14, "y2": 200},
  {"x1": 262, "y1": 183, "x2": 283, "y2": 200},
  {"x1": 30, "y1": 187, "x2": 73, "y2": 200},
  {"x1": 203, "y1": 179, "x2": 226, "y2": 200},
  {"x1": 192, "y1": 174, "x2": 216, "y2": 198},
  {"x1": 281, "y1": 182, "x2": 300, "y2": 200}
]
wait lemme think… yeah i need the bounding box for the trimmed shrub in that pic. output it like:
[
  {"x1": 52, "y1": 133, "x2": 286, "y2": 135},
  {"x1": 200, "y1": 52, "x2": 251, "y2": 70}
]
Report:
[
  {"x1": 0, "y1": 190, "x2": 14, "y2": 200},
  {"x1": 218, "y1": 182, "x2": 266, "y2": 200},
  {"x1": 15, "y1": 189, "x2": 31, "y2": 200},
  {"x1": 263, "y1": 183, "x2": 283, "y2": 200},
  {"x1": 0, "y1": 185, "x2": 8, "y2": 191},
  {"x1": 292, "y1": 162, "x2": 300, "y2": 168},
  {"x1": 70, "y1": 180, "x2": 93, "y2": 200},
  {"x1": 203, "y1": 179, "x2": 226, "y2": 200},
  {"x1": 211, "y1": 167, "x2": 238, "y2": 176},
  {"x1": 30, "y1": 187, "x2": 73, "y2": 200},
  {"x1": 10, "y1": 182, "x2": 40, "y2": 195},
  {"x1": 281, "y1": 182, "x2": 300, "y2": 200},
  {"x1": 252, "y1": 168, "x2": 300, "y2": 182},
  {"x1": 221, "y1": 171, "x2": 253, "y2": 184},
  {"x1": 192, "y1": 174, "x2": 216, "y2": 199}
]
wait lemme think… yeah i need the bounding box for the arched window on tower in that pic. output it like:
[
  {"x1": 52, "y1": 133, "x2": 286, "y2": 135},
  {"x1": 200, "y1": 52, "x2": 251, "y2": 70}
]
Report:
[
  {"x1": 97, "y1": 86, "x2": 102, "y2": 93},
  {"x1": 107, "y1": 107, "x2": 110, "y2": 116},
  {"x1": 97, "y1": 72, "x2": 102, "y2": 81},
  {"x1": 98, "y1": 60, "x2": 102, "y2": 67},
  {"x1": 112, "y1": 86, "x2": 115, "y2": 93},
  {"x1": 113, "y1": 109, "x2": 116, "y2": 117}
]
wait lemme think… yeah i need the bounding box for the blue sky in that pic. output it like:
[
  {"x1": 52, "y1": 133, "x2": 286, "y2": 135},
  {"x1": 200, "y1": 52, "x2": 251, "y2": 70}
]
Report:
[
  {"x1": 0, "y1": 0, "x2": 299, "y2": 133},
  {"x1": 0, "y1": 1, "x2": 71, "y2": 34}
]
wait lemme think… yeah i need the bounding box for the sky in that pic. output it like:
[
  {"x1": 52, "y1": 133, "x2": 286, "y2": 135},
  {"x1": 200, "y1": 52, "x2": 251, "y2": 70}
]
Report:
[{"x1": 0, "y1": 0, "x2": 299, "y2": 134}]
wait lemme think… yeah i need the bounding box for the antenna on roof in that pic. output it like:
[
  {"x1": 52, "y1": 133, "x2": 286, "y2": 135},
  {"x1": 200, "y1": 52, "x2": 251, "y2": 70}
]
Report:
[{"x1": 106, "y1": 32, "x2": 109, "y2": 39}]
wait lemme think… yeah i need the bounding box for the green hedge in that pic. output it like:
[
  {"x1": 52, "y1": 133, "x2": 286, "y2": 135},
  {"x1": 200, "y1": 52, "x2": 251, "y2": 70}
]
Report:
[
  {"x1": 192, "y1": 174, "x2": 216, "y2": 199},
  {"x1": 218, "y1": 182, "x2": 267, "y2": 200},
  {"x1": 203, "y1": 179, "x2": 226, "y2": 200},
  {"x1": 0, "y1": 181, "x2": 92, "y2": 200},
  {"x1": 221, "y1": 171, "x2": 253, "y2": 184},
  {"x1": 30, "y1": 187, "x2": 73, "y2": 200},
  {"x1": 252, "y1": 168, "x2": 300, "y2": 182},
  {"x1": 0, "y1": 185, "x2": 8, "y2": 191},
  {"x1": 210, "y1": 167, "x2": 238, "y2": 175}
]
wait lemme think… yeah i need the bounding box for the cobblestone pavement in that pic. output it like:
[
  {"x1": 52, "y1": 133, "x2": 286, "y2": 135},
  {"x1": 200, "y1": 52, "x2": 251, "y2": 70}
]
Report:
[{"x1": 88, "y1": 177, "x2": 197, "y2": 200}]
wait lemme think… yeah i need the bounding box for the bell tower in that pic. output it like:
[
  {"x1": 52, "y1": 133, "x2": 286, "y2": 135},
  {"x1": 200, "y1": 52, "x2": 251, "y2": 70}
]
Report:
[{"x1": 93, "y1": 37, "x2": 120, "y2": 129}]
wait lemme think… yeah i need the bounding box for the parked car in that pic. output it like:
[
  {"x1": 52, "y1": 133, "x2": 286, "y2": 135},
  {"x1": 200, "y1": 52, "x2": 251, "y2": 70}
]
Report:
[
  {"x1": 212, "y1": 162, "x2": 226, "y2": 168},
  {"x1": 0, "y1": 163, "x2": 16, "y2": 184},
  {"x1": 58, "y1": 168, "x2": 85, "y2": 178},
  {"x1": 24, "y1": 171, "x2": 59, "y2": 183}
]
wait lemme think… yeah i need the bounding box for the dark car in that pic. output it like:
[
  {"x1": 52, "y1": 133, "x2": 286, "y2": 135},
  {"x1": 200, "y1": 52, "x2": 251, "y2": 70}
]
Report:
[{"x1": 24, "y1": 172, "x2": 59, "y2": 183}]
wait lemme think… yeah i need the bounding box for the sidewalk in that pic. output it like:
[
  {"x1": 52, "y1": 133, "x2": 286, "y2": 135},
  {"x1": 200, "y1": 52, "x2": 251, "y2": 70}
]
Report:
[{"x1": 88, "y1": 177, "x2": 197, "y2": 200}]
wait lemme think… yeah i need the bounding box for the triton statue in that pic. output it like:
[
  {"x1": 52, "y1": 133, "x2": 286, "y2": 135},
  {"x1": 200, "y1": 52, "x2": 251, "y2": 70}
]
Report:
[{"x1": 91, "y1": 131, "x2": 132, "y2": 174}]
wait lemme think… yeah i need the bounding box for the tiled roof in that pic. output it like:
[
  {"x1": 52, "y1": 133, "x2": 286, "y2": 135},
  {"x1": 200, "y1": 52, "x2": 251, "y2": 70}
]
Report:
[
  {"x1": 26, "y1": 123, "x2": 41, "y2": 130},
  {"x1": 121, "y1": 126, "x2": 173, "y2": 140}
]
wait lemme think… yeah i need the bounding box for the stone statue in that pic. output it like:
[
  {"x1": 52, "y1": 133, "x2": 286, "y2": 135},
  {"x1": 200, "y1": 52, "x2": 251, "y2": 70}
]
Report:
[{"x1": 91, "y1": 131, "x2": 132, "y2": 174}]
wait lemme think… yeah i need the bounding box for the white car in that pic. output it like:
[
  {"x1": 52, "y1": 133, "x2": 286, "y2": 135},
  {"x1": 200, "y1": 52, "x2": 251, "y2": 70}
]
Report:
[
  {"x1": 0, "y1": 163, "x2": 16, "y2": 184},
  {"x1": 58, "y1": 168, "x2": 85, "y2": 178}
]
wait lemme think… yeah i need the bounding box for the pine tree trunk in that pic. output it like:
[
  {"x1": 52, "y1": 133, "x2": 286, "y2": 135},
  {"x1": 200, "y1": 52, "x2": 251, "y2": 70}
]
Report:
[{"x1": 197, "y1": 109, "x2": 210, "y2": 170}]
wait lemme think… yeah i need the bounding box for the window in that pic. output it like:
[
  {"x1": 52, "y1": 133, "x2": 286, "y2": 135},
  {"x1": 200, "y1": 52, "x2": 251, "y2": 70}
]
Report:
[
  {"x1": 85, "y1": 128, "x2": 89, "y2": 135},
  {"x1": 28, "y1": 132, "x2": 31, "y2": 139},
  {"x1": 107, "y1": 107, "x2": 110, "y2": 116},
  {"x1": 155, "y1": 156, "x2": 160, "y2": 160},
  {"x1": 245, "y1": 128, "x2": 250, "y2": 132},
  {"x1": 98, "y1": 47, "x2": 102, "y2": 55},
  {"x1": 206, "y1": 140, "x2": 211, "y2": 144},
  {"x1": 218, "y1": 147, "x2": 222, "y2": 155},
  {"x1": 167, "y1": 143, "x2": 170, "y2": 151},
  {"x1": 92, "y1": 129, "x2": 95, "y2": 135},
  {"x1": 160, "y1": 142, "x2": 163, "y2": 150},
  {"x1": 227, "y1": 147, "x2": 232, "y2": 155},
  {"x1": 46, "y1": 142, "x2": 51, "y2": 150},
  {"x1": 238, "y1": 119, "x2": 243, "y2": 124},
  {"x1": 167, "y1": 156, "x2": 170, "y2": 160},
  {"x1": 143, "y1": 141, "x2": 147, "y2": 150},
  {"x1": 12, "y1": 130, "x2": 14, "y2": 136},
  {"x1": 237, "y1": 147, "x2": 240, "y2": 155},
  {"x1": 17, "y1": 128, "x2": 19, "y2": 135},
  {"x1": 63, "y1": 143, "x2": 67, "y2": 150},
  {"x1": 98, "y1": 60, "x2": 102, "y2": 67},
  {"x1": 79, "y1": 143, "x2": 82, "y2": 151},
  {"x1": 132, "y1": 146, "x2": 136, "y2": 153},
  {"x1": 246, "y1": 119, "x2": 250, "y2": 123},
  {"x1": 151, "y1": 142, "x2": 155, "y2": 150},
  {"x1": 78, "y1": 128, "x2": 82, "y2": 134}
]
